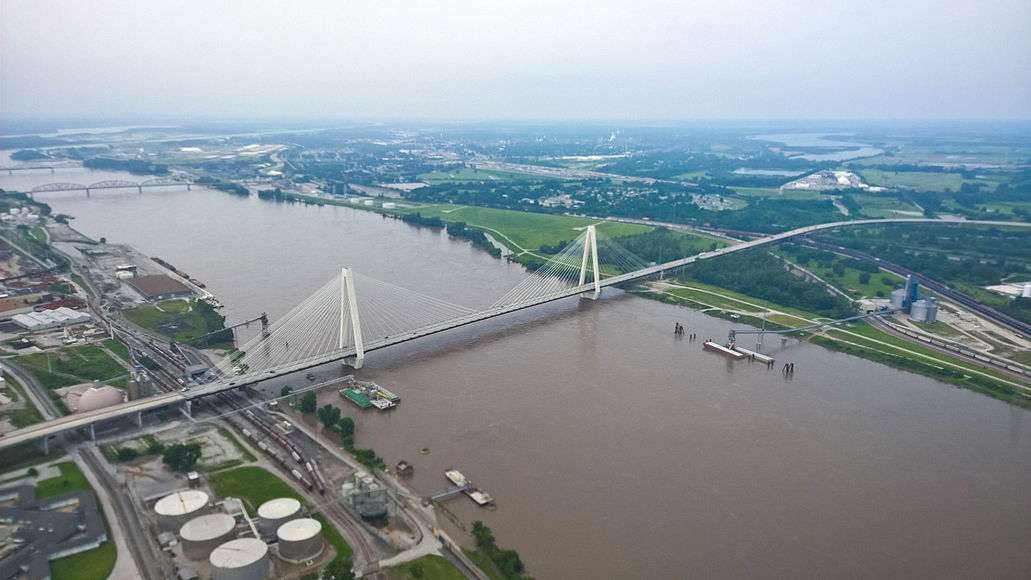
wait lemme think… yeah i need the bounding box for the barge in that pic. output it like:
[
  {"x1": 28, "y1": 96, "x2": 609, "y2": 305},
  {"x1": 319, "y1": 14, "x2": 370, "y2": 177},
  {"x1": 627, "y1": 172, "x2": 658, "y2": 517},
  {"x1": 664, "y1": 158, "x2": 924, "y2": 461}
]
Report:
[
  {"x1": 703, "y1": 340, "x2": 745, "y2": 359},
  {"x1": 445, "y1": 469, "x2": 494, "y2": 506},
  {"x1": 338, "y1": 375, "x2": 399, "y2": 410}
]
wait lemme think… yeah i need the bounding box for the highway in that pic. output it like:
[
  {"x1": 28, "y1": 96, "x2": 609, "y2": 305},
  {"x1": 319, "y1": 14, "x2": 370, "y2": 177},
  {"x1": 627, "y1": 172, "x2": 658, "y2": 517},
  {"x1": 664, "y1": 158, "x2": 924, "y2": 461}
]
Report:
[{"x1": 2, "y1": 218, "x2": 1029, "y2": 451}]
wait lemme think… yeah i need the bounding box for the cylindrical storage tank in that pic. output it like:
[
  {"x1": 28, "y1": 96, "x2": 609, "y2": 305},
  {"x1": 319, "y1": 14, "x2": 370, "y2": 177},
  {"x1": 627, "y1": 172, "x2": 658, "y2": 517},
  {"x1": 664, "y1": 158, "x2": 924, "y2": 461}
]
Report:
[
  {"x1": 210, "y1": 537, "x2": 270, "y2": 580},
  {"x1": 911, "y1": 302, "x2": 936, "y2": 325},
  {"x1": 256, "y1": 498, "x2": 301, "y2": 535},
  {"x1": 1022, "y1": 283, "x2": 1031, "y2": 298},
  {"x1": 179, "y1": 513, "x2": 237, "y2": 560},
  {"x1": 155, "y1": 490, "x2": 209, "y2": 530},
  {"x1": 276, "y1": 518, "x2": 324, "y2": 563},
  {"x1": 890, "y1": 288, "x2": 907, "y2": 310}
]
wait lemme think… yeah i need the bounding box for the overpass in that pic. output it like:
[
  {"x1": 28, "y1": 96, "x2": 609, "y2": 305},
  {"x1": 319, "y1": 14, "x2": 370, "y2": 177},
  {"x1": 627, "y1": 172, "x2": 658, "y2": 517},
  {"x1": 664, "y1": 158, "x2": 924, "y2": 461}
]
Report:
[{"x1": 2, "y1": 218, "x2": 1029, "y2": 451}]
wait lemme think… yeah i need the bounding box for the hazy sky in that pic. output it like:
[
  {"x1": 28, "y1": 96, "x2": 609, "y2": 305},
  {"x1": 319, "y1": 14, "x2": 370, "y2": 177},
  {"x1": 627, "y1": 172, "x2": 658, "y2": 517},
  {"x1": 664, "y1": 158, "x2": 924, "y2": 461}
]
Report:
[{"x1": 2, "y1": 0, "x2": 1029, "y2": 120}]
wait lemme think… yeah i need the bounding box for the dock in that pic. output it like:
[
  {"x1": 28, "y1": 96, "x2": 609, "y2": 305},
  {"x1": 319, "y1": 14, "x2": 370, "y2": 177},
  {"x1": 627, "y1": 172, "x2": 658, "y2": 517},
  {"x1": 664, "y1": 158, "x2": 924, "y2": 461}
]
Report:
[
  {"x1": 703, "y1": 341, "x2": 745, "y2": 359},
  {"x1": 731, "y1": 345, "x2": 774, "y2": 363},
  {"x1": 431, "y1": 469, "x2": 494, "y2": 507}
]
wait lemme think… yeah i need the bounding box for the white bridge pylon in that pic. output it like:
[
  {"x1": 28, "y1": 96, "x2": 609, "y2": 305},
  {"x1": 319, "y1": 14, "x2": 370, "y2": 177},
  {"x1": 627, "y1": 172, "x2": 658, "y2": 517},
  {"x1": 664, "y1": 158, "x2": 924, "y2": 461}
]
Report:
[
  {"x1": 340, "y1": 267, "x2": 365, "y2": 368},
  {"x1": 578, "y1": 224, "x2": 601, "y2": 299}
]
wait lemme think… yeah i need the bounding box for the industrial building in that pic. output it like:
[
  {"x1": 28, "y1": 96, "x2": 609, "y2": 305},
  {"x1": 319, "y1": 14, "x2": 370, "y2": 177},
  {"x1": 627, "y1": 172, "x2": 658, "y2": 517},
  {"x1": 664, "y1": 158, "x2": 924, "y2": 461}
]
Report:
[
  {"x1": 209, "y1": 537, "x2": 270, "y2": 580},
  {"x1": 128, "y1": 274, "x2": 193, "y2": 301},
  {"x1": 275, "y1": 518, "x2": 324, "y2": 563},
  {"x1": 155, "y1": 490, "x2": 211, "y2": 530},
  {"x1": 179, "y1": 513, "x2": 238, "y2": 560},
  {"x1": 342, "y1": 471, "x2": 388, "y2": 523},
  {"x1": 256, "y1": 497, "x2": 301, "y2": 536},
  {"x1": 0, "y1": 485, "x2": 108, "y2": 580},
  {"x1": 11, "y1": 306, "x2": 91, "y2": 330}
]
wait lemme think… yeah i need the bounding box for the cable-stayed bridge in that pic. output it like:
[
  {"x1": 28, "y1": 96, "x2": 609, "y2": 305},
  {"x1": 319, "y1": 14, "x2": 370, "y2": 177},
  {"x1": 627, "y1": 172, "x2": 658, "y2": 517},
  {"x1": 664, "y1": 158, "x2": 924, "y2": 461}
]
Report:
[{"x1": 3, "y1": 218, "x2": 1028, "y2": 450}]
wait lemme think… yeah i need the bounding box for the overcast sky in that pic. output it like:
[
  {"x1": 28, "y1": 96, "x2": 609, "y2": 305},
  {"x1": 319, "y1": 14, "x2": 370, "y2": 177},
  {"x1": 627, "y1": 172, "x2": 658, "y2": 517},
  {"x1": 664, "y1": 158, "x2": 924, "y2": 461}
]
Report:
[{"x1": 2, "y1": 0, "x2": 1029, "y2": 120}]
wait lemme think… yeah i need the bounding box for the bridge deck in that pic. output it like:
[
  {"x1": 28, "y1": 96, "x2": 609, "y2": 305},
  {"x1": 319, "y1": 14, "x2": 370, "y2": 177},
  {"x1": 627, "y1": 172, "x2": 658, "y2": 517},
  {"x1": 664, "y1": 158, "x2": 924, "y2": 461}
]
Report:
[{"x1": 2, "y1": 218, "x2": 1028, "y2": 450}]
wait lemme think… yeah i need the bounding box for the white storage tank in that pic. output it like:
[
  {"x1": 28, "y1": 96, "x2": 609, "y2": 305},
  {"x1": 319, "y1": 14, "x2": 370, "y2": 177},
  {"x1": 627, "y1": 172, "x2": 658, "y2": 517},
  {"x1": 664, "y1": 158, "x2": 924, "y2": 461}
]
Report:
[
  {"x1": 210, "y1": 537, "x2": 270, "y2": 580},
  {"x1": 256, "y1": 498, "x2": 301, "y2": 535},
  {"x1": 155, "y1": 490, "x2": 209, "y2": 530},
  {"x1": 890, "y1": 288, "x2": 907, "y2": 310},
  {"x1": 276, "y1": 518, "x2": 324, "y2": 563},
  {"x1": 179, "y1": 513, "x2": 237, "y2": 560},
  {"x1": 1022, "y1": 283, "x2": 1031, "y2": 298},
  {"x1": 910, "y1": 298, "x2": 938, "y2": 323}
]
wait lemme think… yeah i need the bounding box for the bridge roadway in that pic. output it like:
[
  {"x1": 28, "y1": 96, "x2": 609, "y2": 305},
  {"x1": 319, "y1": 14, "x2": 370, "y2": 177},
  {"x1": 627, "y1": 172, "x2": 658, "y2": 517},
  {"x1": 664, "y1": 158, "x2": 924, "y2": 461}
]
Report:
[{"x1": 3, "y1": 218, "x2": 1029, "y2": 450}]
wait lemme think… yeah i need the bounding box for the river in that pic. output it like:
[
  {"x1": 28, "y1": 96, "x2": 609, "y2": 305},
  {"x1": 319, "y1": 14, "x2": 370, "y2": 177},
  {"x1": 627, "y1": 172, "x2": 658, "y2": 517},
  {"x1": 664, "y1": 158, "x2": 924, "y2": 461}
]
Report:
[{"x1": 3, "y1": 167, "x2": 1031, "y2": 578}]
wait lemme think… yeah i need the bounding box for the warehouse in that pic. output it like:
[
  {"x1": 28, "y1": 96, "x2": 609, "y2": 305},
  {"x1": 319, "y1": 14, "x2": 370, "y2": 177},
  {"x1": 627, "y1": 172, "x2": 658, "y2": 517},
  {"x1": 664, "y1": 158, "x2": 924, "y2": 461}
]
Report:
[{"x1": 128, "y1": 274, "x2": 193, "y2": 300}]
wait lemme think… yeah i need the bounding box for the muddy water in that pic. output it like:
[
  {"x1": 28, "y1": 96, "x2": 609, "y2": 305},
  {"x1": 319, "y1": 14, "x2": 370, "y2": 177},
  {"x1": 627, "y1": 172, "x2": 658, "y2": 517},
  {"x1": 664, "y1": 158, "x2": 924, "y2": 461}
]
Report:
[{"x1": 6, "y1": 177, "x2": 1030, "y2": 579}]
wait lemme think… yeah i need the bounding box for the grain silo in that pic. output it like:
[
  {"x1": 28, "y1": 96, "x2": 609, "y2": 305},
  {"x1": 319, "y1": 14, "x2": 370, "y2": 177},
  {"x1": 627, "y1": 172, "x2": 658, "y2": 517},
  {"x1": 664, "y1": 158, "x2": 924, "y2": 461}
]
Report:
[
  {"x1": 210, "y1": 537, "x2": 270, "y2": 580},
  {"x1": 179, "y1": 513, "x2": 237, "y2": 560},
  {"x1": 276, "y1": 518, "x2": 324, "y2": 562},
  {"x1": 155, "y1": 490, "x2": 209, "y2": 530},
  {"x1": 256, "y1": 497, "x2": 301, "y2": 535}
]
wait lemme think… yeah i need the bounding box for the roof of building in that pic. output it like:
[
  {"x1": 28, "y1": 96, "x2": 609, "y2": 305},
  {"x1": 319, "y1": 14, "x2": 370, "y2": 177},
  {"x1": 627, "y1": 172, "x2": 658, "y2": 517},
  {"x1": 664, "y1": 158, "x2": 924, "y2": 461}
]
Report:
[
  {"x1": 179, "y1": 513, "x2": 236, "y2": 541},
  {"x1": 209, "y1": 538, "x2": 268, "y2": 568},
  {"x1": 257, "y1": 497, "x2": 301, "y2": 520},
  {"x1": 127, "y1": 274, "x2": 192, "y2": 298},
  {"x1": 277, "y1": 518, "x2": 321, "y2": 541},
  {"x1": 74, "y1": 385, "x2": 126, "y2": 413},
  {"x1": 155, "y1": 490, "x2": 209, "y2": 517}
]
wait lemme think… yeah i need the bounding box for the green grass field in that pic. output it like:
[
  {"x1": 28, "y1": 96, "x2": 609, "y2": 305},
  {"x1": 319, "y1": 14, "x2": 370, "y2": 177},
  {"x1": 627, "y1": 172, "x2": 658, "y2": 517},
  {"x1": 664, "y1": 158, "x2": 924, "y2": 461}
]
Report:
[
  {"x1": 0, "y1": 373, "x2": 43, "y2": 428},
  {"x1": 852, "y1": 194, "x2": 923, "y2": 218},
  {"x1": 731, "y1": 187, "x2": 823, "y2": 200},
  {"x1": 16, "y1": 345, "x2": 128, "y2": 391},
  {"x1": 388, "y1": 555, "x2": 466, "y2": 580},
  {"x1": 786, "y1": 255, "x2": 904, "y2": 299},
  {"x1": 35, "y1": 461, "x2": 91, "y2": 499},
  {"x1": 207, "y1": 465, "x2": 304, "y2": 511},
  {"x1": 396, "y1": 205, "x2": 652, "y2": 251},
  {"x1": 656, "y1": 286, "x2": 767, "y2": 313},
  {"x1": 50, "y1": 540, "x2": 116, "y2": 580},
  {"x1": 122, "y1": 299, "x2": 231, "y2": 346},
  {"x1": 858, "y1": 169, "x2": 969, "y2": 191}
]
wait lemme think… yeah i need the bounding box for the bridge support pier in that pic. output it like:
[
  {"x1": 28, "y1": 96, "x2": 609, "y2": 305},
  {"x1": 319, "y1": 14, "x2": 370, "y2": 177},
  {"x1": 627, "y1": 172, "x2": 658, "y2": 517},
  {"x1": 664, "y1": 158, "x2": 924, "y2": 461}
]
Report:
[
  {"x1": 88, "y1": 423, "x2": 96, "y2": 442},
  {"x1": 39, "y1": 437, "x2": 49, "y2": 455},
  {"x1": 578, "y1": 225, "x2": 601, "y2": 300},
  {"x1": 134, "y1": 412, "x2": 143, "y2": 428},
  {"x1": 137, "y1": 186, "x2": 143, "y2": 194},
  {"x1": 340, "y1": 268, "x2": 365, "y2": 369},
  {"x1": 182, "y1": 400, "x2": 192, "y2": 418}
]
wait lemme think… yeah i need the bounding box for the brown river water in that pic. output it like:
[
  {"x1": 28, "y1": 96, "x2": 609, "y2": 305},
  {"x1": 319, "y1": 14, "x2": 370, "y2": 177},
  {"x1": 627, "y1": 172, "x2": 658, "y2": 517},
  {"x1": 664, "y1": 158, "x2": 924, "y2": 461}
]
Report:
[{"x1": 3, "y1": 168, "x2": 1031, "y2": 579}]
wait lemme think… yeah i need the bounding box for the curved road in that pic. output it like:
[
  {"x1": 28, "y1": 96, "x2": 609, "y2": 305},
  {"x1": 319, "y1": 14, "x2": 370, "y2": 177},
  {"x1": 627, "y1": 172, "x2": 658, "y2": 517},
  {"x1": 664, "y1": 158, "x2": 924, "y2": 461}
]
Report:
[{"x1": 3, "y1": 218, "x2": 1029, "y2": 451}]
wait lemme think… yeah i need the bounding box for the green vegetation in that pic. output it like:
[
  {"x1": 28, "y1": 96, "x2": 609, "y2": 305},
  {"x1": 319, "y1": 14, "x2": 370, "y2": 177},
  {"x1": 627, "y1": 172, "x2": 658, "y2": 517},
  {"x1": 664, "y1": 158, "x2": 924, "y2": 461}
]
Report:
[
  {"x1": 123, "y1": 299, "x2": 233, "y2": 347},
  {"x1": 161, "y1": 443, "x2": 203, "y2": 472},
  {"x1": 300, "y1": 391, "x2": 317, "y2": 413},
  {"x1": 388, "y1": 555, "x2": 465, "y2": 580},
  {"x1": 858, "y1": 169, "x2": 968, "y2": 191},
  {"x1": 49, "y1": 540, "x2": 116, "y2": 580},
  {"x1": 16, "y1": 344, "x2": 128, "y2": 391},
  {"x1": 0, "y1": 444, "x2": 66, "y2": 473},
  {"x1": 781, "y1": 245, "x2": 904, "y2": 299},
  {"x1": 208, "y1": 465, "x2": 304, "y2": 511},
  {"x1": 35, "y1": 461, "x2": 91, "y2": 499},
  {"x1": 467, "y1": 521, "x2": 530, "y2": 580},
  {"x1": 393, "y1": 204, "x2": 650, "y2": 252},
  {"x1": 0, "y1": 374, "x2": 43, "y2": 428},
  {"x1": 679, "y1": 248, "x2": 855, "y2": 318}
]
